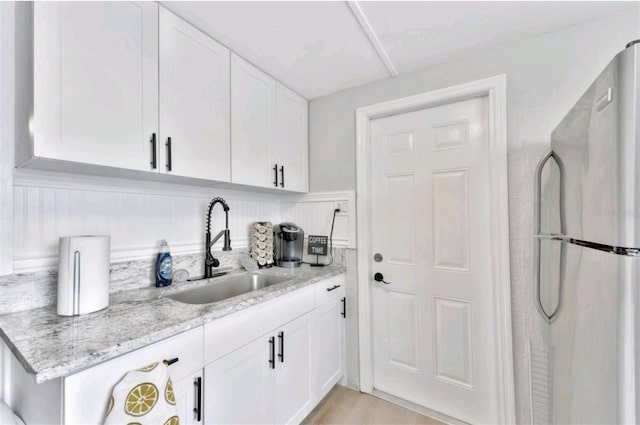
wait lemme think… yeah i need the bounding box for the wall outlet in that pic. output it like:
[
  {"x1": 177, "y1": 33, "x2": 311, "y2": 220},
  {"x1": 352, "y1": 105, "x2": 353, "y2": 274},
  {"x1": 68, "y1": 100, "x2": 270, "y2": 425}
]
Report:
[{"x1": 335, "y1": 201, "x2": 348, "y2": 214}]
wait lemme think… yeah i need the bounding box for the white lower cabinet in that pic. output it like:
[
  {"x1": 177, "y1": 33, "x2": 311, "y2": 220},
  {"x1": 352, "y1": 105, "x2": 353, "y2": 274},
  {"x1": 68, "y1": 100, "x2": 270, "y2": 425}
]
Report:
[
  {"x1": 9, "y1": 327, "x2": 204, "y2": 425},
  {"x1": 8, "y1": 274, "x2": 345, "y2": 425},
  {"x1": 274, "y1": 313, "x2": 313, "y2": 424},
  {"x1": 311, "y1": 296, "x2": 346, "y2": 401},
  {"x1": 174, "y1": 370, "x2": 204, "y2": 425},
  {"x1": 204, "y1": 312, "x2": 313, "y2": 425},
  {"x1": 204, "y1": 336, "x2": 275, "y2": 424}
]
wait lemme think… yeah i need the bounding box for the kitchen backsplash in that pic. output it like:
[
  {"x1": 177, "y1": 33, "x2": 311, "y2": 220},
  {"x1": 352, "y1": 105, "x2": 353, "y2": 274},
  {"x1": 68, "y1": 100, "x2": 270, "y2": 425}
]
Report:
[
  {"x1": 0, "y1": 247, "x2": 347, "y2": 315},
  {"x1": 1, "y1": 170, "x2": 354, "y2": 314},
  {"x1": 11, "y1": 170, "x2": 355, "y2": 273}
]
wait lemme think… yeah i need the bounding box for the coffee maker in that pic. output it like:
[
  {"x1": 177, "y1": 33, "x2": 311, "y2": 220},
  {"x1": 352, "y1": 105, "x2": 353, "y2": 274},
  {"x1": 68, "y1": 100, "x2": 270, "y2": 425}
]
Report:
[{"x1": 274, "y1": 222, "x2": 304, "y2": 268}]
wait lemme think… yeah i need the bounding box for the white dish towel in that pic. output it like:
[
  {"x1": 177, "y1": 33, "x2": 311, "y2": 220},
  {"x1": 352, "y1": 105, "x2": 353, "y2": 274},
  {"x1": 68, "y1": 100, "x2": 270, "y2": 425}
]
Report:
[{"x1": 104, "y1": 361, "x2": 179, "y2": 425}]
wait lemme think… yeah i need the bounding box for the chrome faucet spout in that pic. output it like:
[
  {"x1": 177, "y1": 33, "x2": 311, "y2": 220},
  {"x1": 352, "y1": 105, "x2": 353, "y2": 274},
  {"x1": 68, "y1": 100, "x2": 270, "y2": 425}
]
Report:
[{"x1": 204, "y1": 197, "x2": 232, "y2": 279}]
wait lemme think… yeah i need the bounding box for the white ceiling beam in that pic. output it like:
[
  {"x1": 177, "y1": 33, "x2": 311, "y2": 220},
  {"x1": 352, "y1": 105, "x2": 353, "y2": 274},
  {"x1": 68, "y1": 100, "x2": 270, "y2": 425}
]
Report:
[{"x1": 346, "y1": 1, "x2": 399, "y2": 77}]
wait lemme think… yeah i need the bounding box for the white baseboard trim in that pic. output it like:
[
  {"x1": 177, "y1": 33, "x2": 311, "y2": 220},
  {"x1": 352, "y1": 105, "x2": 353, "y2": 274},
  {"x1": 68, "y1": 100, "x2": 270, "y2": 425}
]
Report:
[{"x1": 371, "y1": 389, "x2": 469, "y2": 425}]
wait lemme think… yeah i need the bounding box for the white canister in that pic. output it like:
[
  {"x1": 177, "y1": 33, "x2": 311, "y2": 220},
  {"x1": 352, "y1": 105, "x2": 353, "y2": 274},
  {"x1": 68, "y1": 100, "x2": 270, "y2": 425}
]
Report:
[{"x1": 57, "y1": 236, "x2": 110, "y2": 316}]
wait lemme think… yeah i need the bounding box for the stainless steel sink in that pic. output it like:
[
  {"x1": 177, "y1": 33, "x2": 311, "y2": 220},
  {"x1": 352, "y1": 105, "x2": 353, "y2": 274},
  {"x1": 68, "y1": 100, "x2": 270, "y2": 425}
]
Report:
[{"x1": 166, "y1": 273, "x2": 290, "y2": 305}]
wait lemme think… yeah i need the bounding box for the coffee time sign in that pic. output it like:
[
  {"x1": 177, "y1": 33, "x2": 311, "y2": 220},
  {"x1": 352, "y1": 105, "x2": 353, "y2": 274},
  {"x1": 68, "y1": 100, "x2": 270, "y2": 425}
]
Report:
[{"x1": 308, "y1": 235, "x2": 328, "y2": 256}]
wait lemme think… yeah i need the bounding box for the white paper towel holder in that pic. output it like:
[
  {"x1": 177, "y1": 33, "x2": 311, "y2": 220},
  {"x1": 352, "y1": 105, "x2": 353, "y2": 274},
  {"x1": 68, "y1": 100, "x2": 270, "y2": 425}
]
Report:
[{"x1": 57, "y1": 235, "x2": 110, "y2": 316}]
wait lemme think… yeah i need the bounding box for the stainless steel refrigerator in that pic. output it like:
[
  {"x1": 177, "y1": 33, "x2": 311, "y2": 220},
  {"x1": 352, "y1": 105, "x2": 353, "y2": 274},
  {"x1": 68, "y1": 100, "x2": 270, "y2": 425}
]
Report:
[{"x1": 535, "y1": 39, "x2": 640, "y2": 425}]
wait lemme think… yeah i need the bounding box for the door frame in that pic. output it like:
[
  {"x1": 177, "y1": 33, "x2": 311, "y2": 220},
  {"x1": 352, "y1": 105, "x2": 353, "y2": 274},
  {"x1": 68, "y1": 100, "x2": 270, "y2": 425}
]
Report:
[{"x1": 355, "y1": 74, "x2": 515, "y2": 423}]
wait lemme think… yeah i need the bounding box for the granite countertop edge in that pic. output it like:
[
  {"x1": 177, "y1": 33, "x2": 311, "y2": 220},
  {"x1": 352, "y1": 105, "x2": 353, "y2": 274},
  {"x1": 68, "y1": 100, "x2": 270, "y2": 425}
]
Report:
[{"x1": 0, "y1": 265, "x2": 345, "y2": 383}]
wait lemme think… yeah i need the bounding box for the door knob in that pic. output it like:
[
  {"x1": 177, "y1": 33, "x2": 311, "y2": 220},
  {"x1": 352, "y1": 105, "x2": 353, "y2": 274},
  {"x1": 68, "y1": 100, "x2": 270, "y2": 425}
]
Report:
[{"x1": 374, "y1": 273, "x2": 391, "y2": 284}]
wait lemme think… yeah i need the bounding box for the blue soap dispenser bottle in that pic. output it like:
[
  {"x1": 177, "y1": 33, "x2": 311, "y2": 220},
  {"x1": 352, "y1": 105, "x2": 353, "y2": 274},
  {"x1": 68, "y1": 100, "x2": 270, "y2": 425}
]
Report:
[{"x1": 156, "y1": 239, "x2": 173, "y2": 287}]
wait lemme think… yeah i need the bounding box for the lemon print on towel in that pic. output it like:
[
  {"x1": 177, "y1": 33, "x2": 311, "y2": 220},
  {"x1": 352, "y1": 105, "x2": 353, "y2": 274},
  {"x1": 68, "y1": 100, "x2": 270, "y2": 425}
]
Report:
[
  {"x1": 164, "y1": 416, "x2": 179, "y2": 425},
  {"x1": 165, "y1": 378, "x2": 176, "y2": 405},
  {"x1": 105, "y1": 361, "x2": 179, "y2": 424},
  {"x1": 125, "y1": 382, "x2": 159, "y2": 416},
  {"x1": 137, "y1": 362, "x2": 159, "y2": 372}
]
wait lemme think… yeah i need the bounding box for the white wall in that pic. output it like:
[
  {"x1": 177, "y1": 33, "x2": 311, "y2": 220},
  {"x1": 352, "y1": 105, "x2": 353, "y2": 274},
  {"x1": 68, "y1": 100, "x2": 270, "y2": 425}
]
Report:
[{"x1": 308, "y1": 8, "x2": 640, "y2": 423}]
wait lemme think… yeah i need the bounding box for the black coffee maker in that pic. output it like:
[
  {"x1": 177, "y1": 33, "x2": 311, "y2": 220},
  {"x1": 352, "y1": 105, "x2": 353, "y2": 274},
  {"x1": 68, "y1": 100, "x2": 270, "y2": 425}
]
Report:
[{"x1": 274, "y1": 222, "x2": 304, "y2": 268}]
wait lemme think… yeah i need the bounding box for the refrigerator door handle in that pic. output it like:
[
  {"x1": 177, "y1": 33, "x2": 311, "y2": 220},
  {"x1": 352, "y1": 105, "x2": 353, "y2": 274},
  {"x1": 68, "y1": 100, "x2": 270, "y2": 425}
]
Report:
[
  {"x1": 534, "y1": 236, "x2": 565, "y2": 323},
  {"x1": 534, "y1": 150, "x2": 565, "y2": 323},
  {"x1": 534, "y1": 150, "x2": 565, "y2": 236}
]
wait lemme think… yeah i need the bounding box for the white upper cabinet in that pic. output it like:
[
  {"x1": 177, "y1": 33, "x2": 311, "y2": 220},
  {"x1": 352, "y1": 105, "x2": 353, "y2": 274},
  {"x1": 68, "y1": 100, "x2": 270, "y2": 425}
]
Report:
[
  {"x1": 230, "y1": 54, "x2": 276, "y2": 188},
  {"x1": 159, "y1": 8, "x2": 231, "y2": 182},
  {"x1": 29, "y1": 1, "x2": 159, "y2": 171},
  {"x1": 274, "y1": 83, "x2": 309, "y2": 193},
  {"x1": 231, "y1": 56, "x2": 309, "y2": 192},
  {"x1": 19, "y1": 3, "x2": 304, "y2": 191}
]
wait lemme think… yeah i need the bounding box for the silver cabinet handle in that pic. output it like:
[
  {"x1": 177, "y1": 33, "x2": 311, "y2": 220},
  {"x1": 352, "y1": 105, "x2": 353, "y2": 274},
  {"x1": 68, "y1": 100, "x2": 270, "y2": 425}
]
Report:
[{"x1": 533, "y1": 150, "x2": 565, "y2": 323}]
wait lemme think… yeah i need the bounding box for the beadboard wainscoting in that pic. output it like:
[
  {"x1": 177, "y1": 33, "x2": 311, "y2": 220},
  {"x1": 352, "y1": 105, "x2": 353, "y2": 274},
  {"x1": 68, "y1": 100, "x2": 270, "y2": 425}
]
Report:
[
  {"x1": 11, "y1": 169, "x2": 355, "y2": 273},
  {"x1": 282, "y1": 191, "x2": 356, "y2": 250}
]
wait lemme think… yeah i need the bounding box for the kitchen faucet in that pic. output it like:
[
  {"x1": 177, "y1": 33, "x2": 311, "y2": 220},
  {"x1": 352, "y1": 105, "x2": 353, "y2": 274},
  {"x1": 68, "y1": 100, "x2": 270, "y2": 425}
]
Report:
[{"x1": 205, "y1": 197, "x2": 231, "y2": 279}]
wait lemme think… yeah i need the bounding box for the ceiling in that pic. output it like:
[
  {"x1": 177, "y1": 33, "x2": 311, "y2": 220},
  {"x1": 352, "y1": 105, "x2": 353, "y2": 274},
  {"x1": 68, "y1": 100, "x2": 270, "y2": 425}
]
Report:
[{"x1": 163, "y1": 1, "x2": 633, "y2": 99}]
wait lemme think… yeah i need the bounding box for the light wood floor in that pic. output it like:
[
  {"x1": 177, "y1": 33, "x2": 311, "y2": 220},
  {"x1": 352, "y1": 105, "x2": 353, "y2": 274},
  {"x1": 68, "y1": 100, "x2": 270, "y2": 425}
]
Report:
[{"x1": 302, "y1": 386, "x2": 446, "y2": 425}]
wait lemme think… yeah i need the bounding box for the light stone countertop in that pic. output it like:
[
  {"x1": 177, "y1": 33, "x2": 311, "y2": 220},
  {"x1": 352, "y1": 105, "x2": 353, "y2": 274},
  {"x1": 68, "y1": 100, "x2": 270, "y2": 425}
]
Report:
[{"x1": 0, "y1": 265, "x2": 345, "y2": 383}]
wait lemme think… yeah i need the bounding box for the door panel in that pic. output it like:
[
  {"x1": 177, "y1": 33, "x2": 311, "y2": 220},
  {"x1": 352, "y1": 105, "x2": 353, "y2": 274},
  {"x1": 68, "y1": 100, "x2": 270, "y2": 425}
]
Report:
[
  {"x1": 433, "y1": 297, "x2": 473, "y2": 387},
  {"x1": 432, "y1": 170, "x2": 469, "y2": 271},
  {"x1": 385, "y1": 174, "x2": 417, "y2": 267},
  {"x1": 159, "y1": 8, "x2": 230, "y2": 181},
  {"x1": 387, "y1": 291, "x2": 419, "y2": 371},
  {"x1": 371, "y1": 97, "x2": 497, "y2": 424}
]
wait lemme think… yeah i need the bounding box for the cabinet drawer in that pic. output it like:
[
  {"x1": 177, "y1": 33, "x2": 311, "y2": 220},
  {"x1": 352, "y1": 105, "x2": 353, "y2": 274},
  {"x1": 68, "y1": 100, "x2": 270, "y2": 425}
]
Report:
[
  {"x1": 315, "y1": 274, "x2": 346, "y2": 307},
  {"x1": 63, "y1": 327, "x2": 203, "y2": 424},
  {"x1": 204, "y1": 285, "x2": 315, "y2": 364}
]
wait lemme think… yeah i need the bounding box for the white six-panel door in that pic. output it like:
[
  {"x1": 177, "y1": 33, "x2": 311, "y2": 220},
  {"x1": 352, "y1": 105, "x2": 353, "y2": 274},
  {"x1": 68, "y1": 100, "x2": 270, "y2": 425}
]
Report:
[{"x1": 370, "y1": 96, "x2": 498, "y2": 423}]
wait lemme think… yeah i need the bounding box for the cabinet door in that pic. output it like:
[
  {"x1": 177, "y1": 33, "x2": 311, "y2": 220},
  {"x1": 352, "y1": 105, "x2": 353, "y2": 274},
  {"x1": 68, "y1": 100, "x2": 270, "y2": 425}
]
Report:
[
  {"x1": 274, "y1": 312, "x2": 313, "y2": 424},
  {"x1": 274, "y1": 83, "x2": 308, "y2": 193},
  {"x1": 63, "y1": 327, "x2": 203, "y2": 424},
  {"x1": 231, "y1": 54, "x2": 276, "y2": 188},
  {"x1": 33, "y1": 1, "x2": 158, "y2": 171},
  {"x1": 159, "y1": 7, "x2": 230, "y2": 181},
  {"x1": 174, "y1": 371, "x2": 203, "y2": 425},
  {"x1": 311, "y1": 298, "x2": 345, "y2": 402},
  {"x1": 204, "y1": 337, "x2": 274, "y2": 424}
]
